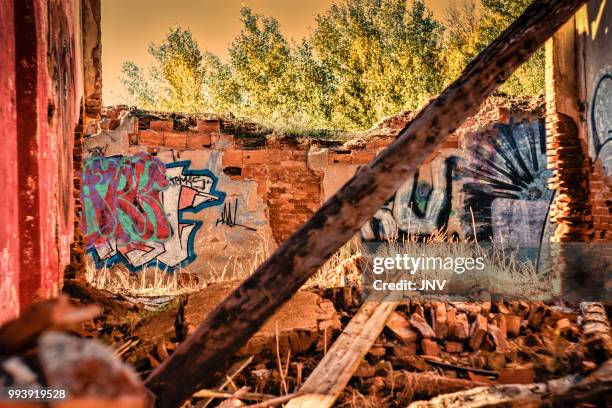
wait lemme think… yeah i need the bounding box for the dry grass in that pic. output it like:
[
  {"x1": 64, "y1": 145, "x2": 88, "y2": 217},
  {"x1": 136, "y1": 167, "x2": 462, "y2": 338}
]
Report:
[
  {"x1": 204, "y1": 234, "x2": 274, "y2": 283},
  {"x1": 84, "y1": 224, "x2": 555, "y2": 300},
  {"x1": 85, "y1": 261, "x2": 204, "y2": 297},
  {"x1": 302, "y1": 237, "x2": 363, "y2": 290},
  {"x1": 367, "y1": 231, "x2": 558, "y2": 300}
]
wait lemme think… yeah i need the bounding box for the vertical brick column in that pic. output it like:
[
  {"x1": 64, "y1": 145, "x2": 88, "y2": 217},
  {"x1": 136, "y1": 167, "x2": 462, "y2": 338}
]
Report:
[
  {"x1": 545, "y1": 18, "x2": 593, "y2": 243},
  {"x1": 65, "y1": 115, "x2": 85, "y2": 280},
  {"x1": 266, "y1": 143, "x2": 322, "y2": 243}
]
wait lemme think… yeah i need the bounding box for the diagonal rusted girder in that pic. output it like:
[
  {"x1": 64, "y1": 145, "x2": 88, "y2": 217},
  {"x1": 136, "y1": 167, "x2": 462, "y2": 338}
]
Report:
[{"x1": 145, "y1": 1, "x2": 587, "y2": 406}]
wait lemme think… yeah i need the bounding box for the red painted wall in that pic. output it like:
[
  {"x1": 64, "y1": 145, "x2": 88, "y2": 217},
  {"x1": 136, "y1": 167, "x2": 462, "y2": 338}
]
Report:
[
  {"x1": 0, "y1": 0, "x2": 83, "y2": 323},
  {"x1": 0, "y1": 0, "x2": 20, "y2": 323}
]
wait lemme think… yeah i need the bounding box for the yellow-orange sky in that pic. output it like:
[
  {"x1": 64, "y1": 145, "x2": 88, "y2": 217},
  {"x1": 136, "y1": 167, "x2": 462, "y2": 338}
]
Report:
[{"x1": 102, "y1": 0, "x2": 451, "y2": 104}]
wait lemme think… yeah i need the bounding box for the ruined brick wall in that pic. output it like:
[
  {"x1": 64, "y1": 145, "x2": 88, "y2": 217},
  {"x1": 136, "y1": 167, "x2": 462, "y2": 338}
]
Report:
[
  {"x1": 266, "y1": 145, "x2": 321, "y2": 243},
  {"x1": 82, "y1": 101, "x2": 547, "y2": 280},
  {"x1": 0, "y1": 0, "x2": 93, "y2": 323}
]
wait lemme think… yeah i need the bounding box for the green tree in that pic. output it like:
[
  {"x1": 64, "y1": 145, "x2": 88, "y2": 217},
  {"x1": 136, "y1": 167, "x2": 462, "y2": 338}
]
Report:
[
  {"x1": 311, "y1": 0, "x2": 445, "y2": 129},
  {"x1": 227, "y1": 6, "x2": 299, "y2": 122},
  {"x1": 442, "y1": 0, "x2": 544, "y2": 96},
  {"x1": 121, "y1": 25, "x2": 207, "y2": 113}
]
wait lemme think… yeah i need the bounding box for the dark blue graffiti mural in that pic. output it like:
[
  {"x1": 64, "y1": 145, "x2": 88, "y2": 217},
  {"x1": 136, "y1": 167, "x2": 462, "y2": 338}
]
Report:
[
  {"x1": 462, "y1": 118, "x2": 553, "y2": 243},
  {"x1": 362, "y1": 118, "x2": 553, "y2": 246},
  {"x1": 361, "y1": 155, "x2": 461, "y2": 240}
]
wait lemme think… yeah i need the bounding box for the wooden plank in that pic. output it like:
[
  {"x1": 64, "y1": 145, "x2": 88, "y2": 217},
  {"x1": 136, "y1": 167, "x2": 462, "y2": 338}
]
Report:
[
  {"x1": 145, "y1": 2, "x2": 588, "y2": 406},
  {"x1": 286, "y1": 298, "x2": 399, "y2": 408}
]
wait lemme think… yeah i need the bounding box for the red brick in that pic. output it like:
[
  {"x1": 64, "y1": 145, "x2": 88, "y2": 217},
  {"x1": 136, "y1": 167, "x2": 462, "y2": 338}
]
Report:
[
  {"x1": 421, "y1": 339, "x2": 440, "y2": 357},
  {"x1": 469, "y1": 314, "x2": 488, "y2": 350},
  {"x1": 150, "y1": 120, "x2": 173, "y2": 132},
  {"x1": 164, "y1": 132, "x2": 187, "y2": 149},
  {"x1": 197, "y1": 119, "x2": 221, "y2": 133},
  {"x1": 187, "y1": 134, "x2": 211, "y2": 148},
  {"x1": 291, "y1": 150, "x2": 308, "y2": 160},
  {"x1": 222, "y1": 150, "x2": 243, "y2": 167},
  {"x1": 431, "y1": 302, "x2": 448, "y2": 339},
  {"x1": 351, "y1": 150, "x2": 376, "y2": 164},
  {"x1": 328, "y1": 152, "x2": 352, "y2": 164},
  {"x1": 243, "y1": 149, "x2": 266, "y2": 165},
  {"x1": 444, "y1": 341, "x2": 464, "y2": 353},
  {"x1": 139, "y1": 129, "x2": 164, "y2": 146},
  {"x1": 505, "y1": 315, "x2": 521, "y2": 338},
  {"x1": 386, "y1": 311, "x2": 418, "y2": 344}
]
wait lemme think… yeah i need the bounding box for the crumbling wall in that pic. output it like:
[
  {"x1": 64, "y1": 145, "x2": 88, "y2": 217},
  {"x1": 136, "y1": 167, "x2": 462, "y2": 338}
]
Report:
[{"x1": 83, "y1": 101, "x2": 547, "y2": 278}]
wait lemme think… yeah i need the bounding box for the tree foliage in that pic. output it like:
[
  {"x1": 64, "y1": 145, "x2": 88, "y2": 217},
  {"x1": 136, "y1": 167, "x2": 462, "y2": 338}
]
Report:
[
  {"x1": 120, "y1": 0, "x2": 544, "y2": 130},
  {"x1": 443, "y1": 0, "x2": 544, "y2": 95}
]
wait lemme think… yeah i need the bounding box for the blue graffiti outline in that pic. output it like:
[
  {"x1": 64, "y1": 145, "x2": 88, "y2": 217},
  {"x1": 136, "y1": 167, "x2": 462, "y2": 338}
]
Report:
[{"x1": 86, "y1": 160, "x2": 225, "y2": 273}]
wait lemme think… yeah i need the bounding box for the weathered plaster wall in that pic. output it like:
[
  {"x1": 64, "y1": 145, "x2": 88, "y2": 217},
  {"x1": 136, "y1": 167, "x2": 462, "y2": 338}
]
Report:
[{"x1": 84, "y1": 104, "x2": 548, "y2": 278}]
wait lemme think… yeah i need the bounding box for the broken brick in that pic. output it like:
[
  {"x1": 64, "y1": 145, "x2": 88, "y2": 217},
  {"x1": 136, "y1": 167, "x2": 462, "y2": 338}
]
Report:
[
  {"x1": 505, "y1": 315, "x2": 522, "y2": 338},
  {"x1": 431, "y1": 302, "x2": 448, "y2": 339},
  {"x1": 453, "y1": 313, "x2": 470, "y2": 339},
  {"x1": 197, "y1": 119, "x2": 221, "y2": 133},
  {"x1": 421, "y1": 339, "x2": 440, "y2": 357},
  {"x1": 150, "y1": 120, "x2": 173, "y2": 132},
  {"x1": 487, "y1": 323, "x2": 509, "y2": 351},
  {"x1": 444, "y1": 341, "x2": 464, "y2": 353},
  {"x1": 409, "y1": 313, "x2": 435, "y2": 339},
  {"x1": 469, "y1": 314, "x2": 488, "y2": 350},
  {"x1": 386, "y1": 311, "x2": 418, "y2": 344}
]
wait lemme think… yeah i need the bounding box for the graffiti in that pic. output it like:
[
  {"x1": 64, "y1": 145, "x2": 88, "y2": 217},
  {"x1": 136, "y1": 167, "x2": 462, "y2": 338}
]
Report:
[
  {"x1": 361, "y1": 156, "x2": 458, "y2": 241},
  {"x1": 83, "y1": 155, "x2": 225, "y2": 271},
  {"x1": 362, "y1": 118, "x2": 552, "y2": 246},
  {"x1": 82, "y1": 153, "x2": 171, "y2": 247},
  {"x1": 216, "y1": 199, "x2": 257, "y2": 231},
  {"x1": 462, "y1": 119, "x2": 553, "y2": 242},
  {"x1": 591, "y1": 71, "x2": 612, "y2": 181}
]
